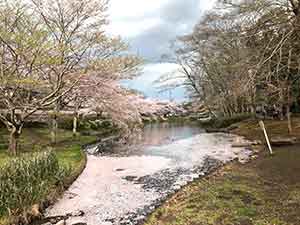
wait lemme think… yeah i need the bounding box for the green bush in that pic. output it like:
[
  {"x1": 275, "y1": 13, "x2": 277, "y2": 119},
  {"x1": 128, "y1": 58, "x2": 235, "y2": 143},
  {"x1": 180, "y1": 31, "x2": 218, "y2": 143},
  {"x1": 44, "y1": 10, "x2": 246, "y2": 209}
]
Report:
[
  {"x1": 79, "y1": 119, "x2": 116, "y2": 131},
  {"x1": 56, "y1": 115, "x2": 116, "y2": 131},
  {"x1": 0, "y1": 151, "x2": 68, "y2": 217},
  {"x1": 201, "y1": 113, "x2": 254, "y2": 128},
  {"x1": 57, "y1": 116, "x2": 74, "y2": 130}
]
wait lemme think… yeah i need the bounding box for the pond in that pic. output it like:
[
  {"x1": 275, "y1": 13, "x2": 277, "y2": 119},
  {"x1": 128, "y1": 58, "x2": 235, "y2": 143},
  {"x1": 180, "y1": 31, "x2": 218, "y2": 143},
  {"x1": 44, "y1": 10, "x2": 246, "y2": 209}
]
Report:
[{"x1": 45, "y1": 123, "x2": 252, "y2": 225}]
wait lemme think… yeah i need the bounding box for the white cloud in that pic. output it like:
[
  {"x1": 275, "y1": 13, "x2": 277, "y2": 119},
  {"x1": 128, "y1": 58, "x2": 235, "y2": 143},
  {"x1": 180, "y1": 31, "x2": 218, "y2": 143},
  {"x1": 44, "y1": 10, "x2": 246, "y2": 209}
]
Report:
[
  {"x1": 107, "y1": 17, "x2": 162, "y2": 38},
  {"x1": 107, "y1": 0, "x2": 164, "y2": 37},
  {"x1": 108, "y1": 0, "x2": 163, "y2": 21},
  {"x1": 110, "y1": 0, "x2": 217, "y2": 100},
  {"x1": 107, "y1": 0, "x2": 216, "y2": 39},
  {"x1": 122, "y1": 63, "x2": 187, "y2": 102},
  {"x1": 125, "y1": 63, "x2": 180, "y2": 88}
]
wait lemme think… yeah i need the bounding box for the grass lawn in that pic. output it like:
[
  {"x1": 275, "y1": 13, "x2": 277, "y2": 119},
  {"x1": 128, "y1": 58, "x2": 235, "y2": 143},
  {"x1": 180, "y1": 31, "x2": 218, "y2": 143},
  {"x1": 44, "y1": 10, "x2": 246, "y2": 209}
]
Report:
[
  {"x1": 146, "y1": 118, "x2": 300, "y2": 225},
  {"x1": 0, "y1": 125, "x2": 103, "y2": 225},
  {"x1": 0, "y1": 126, "x2": 99, "y2": 169}
]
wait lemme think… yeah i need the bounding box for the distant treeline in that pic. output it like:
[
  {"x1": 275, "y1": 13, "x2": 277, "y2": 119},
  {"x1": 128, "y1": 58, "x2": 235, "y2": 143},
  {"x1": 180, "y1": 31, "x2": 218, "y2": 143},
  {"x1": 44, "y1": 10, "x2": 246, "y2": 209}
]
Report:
[{"x1": 177, "y1": 0, "x2": 300, "y2": 132}]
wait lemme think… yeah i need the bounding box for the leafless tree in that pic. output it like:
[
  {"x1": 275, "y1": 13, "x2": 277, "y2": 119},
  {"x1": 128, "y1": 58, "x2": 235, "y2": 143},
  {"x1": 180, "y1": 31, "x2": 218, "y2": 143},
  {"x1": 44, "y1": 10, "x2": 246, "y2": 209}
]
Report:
[{"x1": 176, "y1": 0, "x2": 300, "y2": 132}]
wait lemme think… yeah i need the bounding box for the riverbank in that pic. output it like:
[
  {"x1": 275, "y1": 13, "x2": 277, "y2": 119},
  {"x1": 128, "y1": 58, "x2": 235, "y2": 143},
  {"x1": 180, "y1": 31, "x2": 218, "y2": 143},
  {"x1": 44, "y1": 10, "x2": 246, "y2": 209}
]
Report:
[
  {"x1": 145, "y1": 118, "x2": 300, "y2": 225},
  {"x1": 33, "y1": 122, "x2": 251, "y2": 225},
  {"x1": 0, "y1": 125, "x2": 112, "y2": 225}
]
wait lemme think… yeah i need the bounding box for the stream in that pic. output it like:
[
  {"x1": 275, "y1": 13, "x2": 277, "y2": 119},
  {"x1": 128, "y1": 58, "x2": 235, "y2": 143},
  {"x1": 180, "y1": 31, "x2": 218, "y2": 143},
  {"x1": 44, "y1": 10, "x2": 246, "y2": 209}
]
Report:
[{"x1": 44, "y1": 123, "x2": 253, "y2": 225}]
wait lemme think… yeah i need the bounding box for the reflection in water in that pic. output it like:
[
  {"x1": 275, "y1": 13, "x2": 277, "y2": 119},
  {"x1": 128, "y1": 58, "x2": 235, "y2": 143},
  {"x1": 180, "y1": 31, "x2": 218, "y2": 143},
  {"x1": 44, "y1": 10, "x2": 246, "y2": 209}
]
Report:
[
  {"x1": 46, "y1": 123, "x2": 252, "y2": 225},
  {"x1": 111, "y1": 122, "x2": 204, "y2": 156},
  {"x1": 143, "y1": 132, "x2": 249, "y2": 168},
  {"x1": 141, "y1": 122, "x2": 204, "y2": 146},
  {"x1": 116, "y1": 123, "x2": 250, "y2": 165}
]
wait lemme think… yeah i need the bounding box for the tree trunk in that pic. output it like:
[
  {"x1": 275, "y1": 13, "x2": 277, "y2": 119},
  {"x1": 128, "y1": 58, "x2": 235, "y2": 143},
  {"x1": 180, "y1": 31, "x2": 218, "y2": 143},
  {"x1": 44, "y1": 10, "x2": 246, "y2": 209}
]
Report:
[
  {"x1": 73, "y1": 114, "x2": 78, "y2": 137},
  {"x1": 51, "y1": 115, "x2": 58, "y2": 144},
  {"x1": 287, "y1": 106, "x2": 292, "y2": 134},
  {"x1": 51, "y1": 101, "x2": 60, "y2": 144},
  {"x1": 251, "y1": 85, "x2": 257, "y2": 117},
  {"x1": 73, "y1": 103, "x2": 80, "y2": 137},
  {"x1": 250, "y1": 104, "x2": 256, "y2": 117},
  {"x1": 8, "y1": 125, "x2": 21, "y2": 156},
  {"x1": 280, "y1": 104, "x2": 284, "y2": 121},
  {"x1": 278, "y1": 88, "x2": 285, "y2": 120},
  {"x1": 287, "y1": 85, "x2": 292, "y2": 134}
]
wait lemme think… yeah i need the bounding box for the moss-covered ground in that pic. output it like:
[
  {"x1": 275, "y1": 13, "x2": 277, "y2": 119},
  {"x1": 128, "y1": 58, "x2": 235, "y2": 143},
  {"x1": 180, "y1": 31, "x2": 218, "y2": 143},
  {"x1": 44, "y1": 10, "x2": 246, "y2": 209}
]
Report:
[{"x1": 145, "y1": 118, "x2": 300, "y2": 225}]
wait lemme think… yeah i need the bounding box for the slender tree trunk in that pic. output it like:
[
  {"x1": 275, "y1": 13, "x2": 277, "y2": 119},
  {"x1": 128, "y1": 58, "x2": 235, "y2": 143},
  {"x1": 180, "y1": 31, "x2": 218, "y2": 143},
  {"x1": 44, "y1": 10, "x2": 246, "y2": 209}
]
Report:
[
  {"x1": 51, "y1": 115, "x2": 58, "y2": 144},
  {"x1": 286, "y1": 45, "x2": 293, "y2": 133},
  {"x1": 51, "y1": 100, "x2": 60, "y2": 144},
  {"x1": 287, "y1": 85, "x2": 292, "y2": 134},
  {"x1": 250, "y1": 104, "x2": 255, "y2": 115},
  {"x1": 73, "y1": 112, "x2": 79, "y2": 137},
  {"x1": 51, "y1": 108, "x2": 58, "y2": 145},
  {"x1": 287, "y1": 105, "x2": 292, "y2": 134},
  {"x1": 251, "y1": 85, "x2": 257, "y2": 117},
  {"x1": 8, "y1": 125, "x2": 22, "y2": 156},
  {"x1": 280, "y1": 104, "x2": 284, "y2": 121},
  {"x1": 73, "y1": 115, "x2": 78, "y2": 136},
  {"x1": 73, "y1": 103, "x2": 80, "y2": 137}
]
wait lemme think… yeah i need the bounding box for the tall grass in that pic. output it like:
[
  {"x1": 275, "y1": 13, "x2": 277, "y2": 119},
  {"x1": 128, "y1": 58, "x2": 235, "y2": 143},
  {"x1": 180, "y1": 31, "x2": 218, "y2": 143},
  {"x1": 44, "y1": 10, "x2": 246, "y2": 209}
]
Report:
[{"x1": 0, "y1": 151, "x2": 68, "y2": 217}]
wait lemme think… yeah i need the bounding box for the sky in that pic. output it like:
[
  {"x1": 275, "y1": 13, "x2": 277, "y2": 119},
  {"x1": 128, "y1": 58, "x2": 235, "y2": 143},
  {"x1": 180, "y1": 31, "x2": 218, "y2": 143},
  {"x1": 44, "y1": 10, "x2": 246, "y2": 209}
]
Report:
[
  {"x1": 107, "y1": 0, "x2": 216, "y2": 102},
  {"x1": 121, "y1": 63, "x2": 186, "y2": 101}
]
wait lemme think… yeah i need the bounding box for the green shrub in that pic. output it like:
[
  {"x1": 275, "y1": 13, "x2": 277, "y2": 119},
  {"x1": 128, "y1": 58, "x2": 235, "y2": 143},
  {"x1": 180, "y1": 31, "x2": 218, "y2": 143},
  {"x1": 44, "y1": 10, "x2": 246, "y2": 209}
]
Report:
[
  {"x1": 56, "y1": 115, "x2": 116, "y2": 131},
  {"x1": 0, "y1": 151, "x2": 68, "y2": 217},
  {"x1": 57, "y1": 116, "x2": 74, "y2": 130},
  {"x1": 200, "y1": 113, "x2": 254, "y2": 128},
  {"x1": 79, "y1": 119, "x2": 116, "y2": 131}
]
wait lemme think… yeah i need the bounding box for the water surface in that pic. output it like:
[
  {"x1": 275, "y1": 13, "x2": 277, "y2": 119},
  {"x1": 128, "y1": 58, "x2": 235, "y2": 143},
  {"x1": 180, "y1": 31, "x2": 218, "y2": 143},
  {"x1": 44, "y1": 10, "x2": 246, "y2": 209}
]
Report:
[{"x1": 46, "y1": 123, "x2": 252, "y2": 225}]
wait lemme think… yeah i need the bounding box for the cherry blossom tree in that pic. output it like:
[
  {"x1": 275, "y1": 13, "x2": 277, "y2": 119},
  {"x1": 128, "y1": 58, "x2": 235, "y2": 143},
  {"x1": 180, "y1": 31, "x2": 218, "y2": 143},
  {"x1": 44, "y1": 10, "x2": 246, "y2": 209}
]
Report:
[{"x1": 0, "y1": 0, "x2": 142, "y2": 154}]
